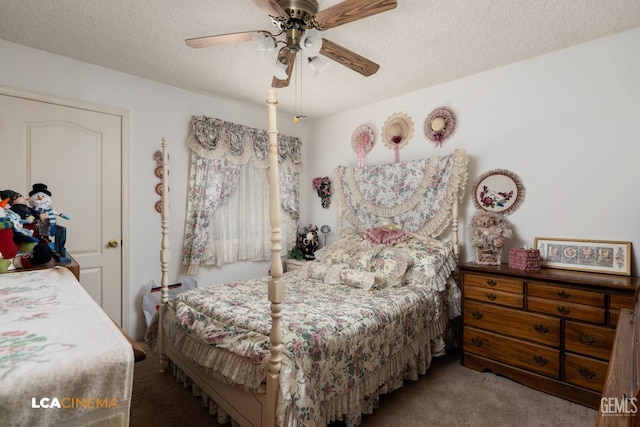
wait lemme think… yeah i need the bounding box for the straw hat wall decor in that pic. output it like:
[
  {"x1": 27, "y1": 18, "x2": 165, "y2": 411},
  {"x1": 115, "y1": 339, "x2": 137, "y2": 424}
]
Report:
[
  {"x1": 382, "y1": 112, "x2": 414, "y2": 163},
  {"x1": 424, "y1": 107, "x2": 457, "y2": 147}
]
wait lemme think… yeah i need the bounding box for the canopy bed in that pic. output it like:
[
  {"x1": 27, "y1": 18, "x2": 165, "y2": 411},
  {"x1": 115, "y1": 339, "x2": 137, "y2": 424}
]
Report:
[
  {"x1": 152, "y1": 89, "x2": 468, "y2": 427},
  {"x1": 0, "y1": 267, "x2": 134, "y2": 426}
]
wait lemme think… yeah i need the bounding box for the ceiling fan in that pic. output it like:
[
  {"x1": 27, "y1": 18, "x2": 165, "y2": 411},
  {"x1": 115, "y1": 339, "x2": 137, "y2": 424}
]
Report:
[{"x1": 185, "y1": 0, "x2": 398, "y2": 88}]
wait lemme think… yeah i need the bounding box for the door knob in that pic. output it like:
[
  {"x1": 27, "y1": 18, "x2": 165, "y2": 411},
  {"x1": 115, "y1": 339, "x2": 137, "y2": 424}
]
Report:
[{"x1": 108, "y1": 239, "x2": 119, "y2": 248}]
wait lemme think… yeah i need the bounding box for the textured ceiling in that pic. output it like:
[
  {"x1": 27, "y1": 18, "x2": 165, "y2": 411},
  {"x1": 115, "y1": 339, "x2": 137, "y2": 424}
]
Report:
[{"x1": 1, "y1": 0, "x2": 639, "y2": 120}]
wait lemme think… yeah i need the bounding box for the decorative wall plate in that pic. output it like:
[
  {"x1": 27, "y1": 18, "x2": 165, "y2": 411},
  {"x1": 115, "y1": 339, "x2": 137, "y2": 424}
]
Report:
[
  {"x1": 424, "y1": 106, "x2": 456, "y2": 147},
  {"x1": 351, "y1": 125, "x2": 375, "y2": 167},
  {"x1": 472, "y1": 169, "x2": 525, "y2": 215}
]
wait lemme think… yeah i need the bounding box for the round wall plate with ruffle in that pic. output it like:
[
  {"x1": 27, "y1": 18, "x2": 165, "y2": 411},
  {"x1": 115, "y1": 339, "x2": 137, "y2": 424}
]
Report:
[{"x1": 472, "y1": 169, "x2": 525, "y2": 215}]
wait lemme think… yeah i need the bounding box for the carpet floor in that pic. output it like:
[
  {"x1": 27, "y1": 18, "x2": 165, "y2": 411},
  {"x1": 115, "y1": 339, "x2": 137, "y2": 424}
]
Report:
[{"x1": 130, "y1": 342, "x2": 597, "y2": 427}]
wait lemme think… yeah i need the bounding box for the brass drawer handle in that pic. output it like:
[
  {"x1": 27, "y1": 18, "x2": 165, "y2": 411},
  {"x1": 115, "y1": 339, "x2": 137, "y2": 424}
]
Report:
[
  {"x1": 578, "y1": 367, "x2": 596, "y2": 380},
  {"x1": 557, "y1": 306, "x2": 571, "y2": 315},
  {"x1": 486, "y1": 279, "x2": 497, "y2": 287},
  {"x1": 557, "y1": 290, "x2": 571, "y2": 299},
  {"x1": 486, "y1": 293, "x2": 497, "y2": 301},
  {"x1": 471, "y1": 337, "x2": 484, "y2": 347},
  {"x1": 533, "y1": 355, "x2": 549, "y2": 366},
  {"x1": 471, "y1": 310, "x2": 484, "y2": 320},
  {"x1": 578, "y1": 333, "x2": 595, "y2": 346},
  {"x1": 533, "y1": 324, "x2": 549, "y2": 334}
]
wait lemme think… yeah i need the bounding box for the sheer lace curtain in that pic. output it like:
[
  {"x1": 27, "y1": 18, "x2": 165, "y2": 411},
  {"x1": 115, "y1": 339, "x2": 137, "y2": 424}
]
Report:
[
  {"x1": 208, "y1": 160, "x2": 269, "y2": 266},
  {"x1": 182, "y1": 116, "x2": 301, "y2": 274}
]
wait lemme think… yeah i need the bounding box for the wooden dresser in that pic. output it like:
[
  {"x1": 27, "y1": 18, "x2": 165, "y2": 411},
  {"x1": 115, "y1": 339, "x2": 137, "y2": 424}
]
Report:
[{"x1": 460, "y1": 262, "x2": 639, "y2": 409}]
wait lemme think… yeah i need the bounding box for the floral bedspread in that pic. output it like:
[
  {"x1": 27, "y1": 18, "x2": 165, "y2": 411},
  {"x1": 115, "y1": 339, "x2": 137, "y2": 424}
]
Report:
[
  {"x1": 154, "y1": 232, "x2": 460, "y2": 426},
  {"x1": 0, "y1": 267, "x2": 134, "y2": 427}
]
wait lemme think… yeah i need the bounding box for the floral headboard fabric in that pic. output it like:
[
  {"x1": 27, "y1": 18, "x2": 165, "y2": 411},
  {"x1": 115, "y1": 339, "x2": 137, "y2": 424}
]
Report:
[{"x1": 334, "y1": 149, "x2": 468, "y2": 238}]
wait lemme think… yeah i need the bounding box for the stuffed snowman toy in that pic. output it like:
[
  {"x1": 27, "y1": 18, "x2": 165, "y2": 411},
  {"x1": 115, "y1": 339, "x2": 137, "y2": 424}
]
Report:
[{"x1": 28, "y1": 183, "x2": 70, "y2": 242}]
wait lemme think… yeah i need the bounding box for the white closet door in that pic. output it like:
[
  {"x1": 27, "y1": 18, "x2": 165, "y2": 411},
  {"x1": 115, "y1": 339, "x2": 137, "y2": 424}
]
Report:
[{"x1": 0, "y1": 92, "x2": 124, "y2": 324}]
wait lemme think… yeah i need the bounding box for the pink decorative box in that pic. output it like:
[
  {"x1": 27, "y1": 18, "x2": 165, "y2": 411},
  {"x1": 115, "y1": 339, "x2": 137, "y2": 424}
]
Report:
[{"x1": 508, "y1": 248, "x2": 541, "y2": 271}]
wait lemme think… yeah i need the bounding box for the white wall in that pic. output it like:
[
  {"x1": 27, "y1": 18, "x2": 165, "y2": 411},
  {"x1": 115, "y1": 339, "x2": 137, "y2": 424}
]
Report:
[
  {"x1": 0, "y1": 39, "x2": 307, "y2": 339},
  {"x1": 304, "y1": 28, "x2": 640, "y2": 277},
  {"x1": 1, "y1": 27, "x2": 639, "y2": 339}
]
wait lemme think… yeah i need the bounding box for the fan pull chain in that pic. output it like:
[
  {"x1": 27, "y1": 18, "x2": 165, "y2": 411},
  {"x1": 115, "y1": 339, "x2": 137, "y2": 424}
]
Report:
[{"x1": 294, "y1": 50, "x2": 303, "y2": 123}]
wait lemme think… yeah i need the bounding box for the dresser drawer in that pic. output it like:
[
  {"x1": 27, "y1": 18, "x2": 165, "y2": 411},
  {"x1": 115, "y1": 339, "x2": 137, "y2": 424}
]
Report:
[
  {"x1": 528, "y1": 282, "x2": 605, "y2": 307},
  {"x1": 463, "y1": 273, "x2": 523, "y2": 293},
  {"x1": 564, "y1": 321, "x2": 615, "y2": 360},
  {"x1": 609, "y1": 309, "x2": 622, "y2": 327},
  {"x1": 464, "y1": 326, "x2": 559, "y2": 378},
  {"x1": 610, "y1": 293, "x2": 636, "y2": 310},
  {"x1": 464, "y1": 300, "x2": 560, "y2": 347},
  {"x1": 565, "y1": 352, "x2": 608, "y2": 392},
  {"x1": 609, "y1": 293, "x2": 637, "y2": 326},
  {"x1": 465, "y1": 285, "x2": 524, "y2": 308},
  {"x1": 528, "y1": 296, "x2": 606, "y2": 324}
]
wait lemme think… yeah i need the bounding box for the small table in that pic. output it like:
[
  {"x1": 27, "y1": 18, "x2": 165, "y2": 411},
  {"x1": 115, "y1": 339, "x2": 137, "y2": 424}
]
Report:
[
  {"x1": 7, "y1": 253, "x2": 80, "y2": 280},
  {"x1": 285, "y1": 258, "x2": 306, "y2": 272}
]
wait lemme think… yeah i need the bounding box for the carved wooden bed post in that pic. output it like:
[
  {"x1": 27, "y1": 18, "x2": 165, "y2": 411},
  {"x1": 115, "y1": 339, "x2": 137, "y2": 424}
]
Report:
[
  {"x1": 451, "y1": 191, "x2": 459, "y2": 265},
  {"x1": 158, "y1": 137, "x2": 170, "y2": 373},
  {"x1": 266, "y1": 88, "x2": 284, "y2": 427}
]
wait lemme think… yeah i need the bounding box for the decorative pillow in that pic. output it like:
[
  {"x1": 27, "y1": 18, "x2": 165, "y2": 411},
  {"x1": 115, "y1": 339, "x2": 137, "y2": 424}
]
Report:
[
  {"x1": 337, "y1": 268, "x2": 376, "y2": 290},
  {"x1": 350, "y1": 246, "x2": 411, "y2": 288},
  {"x1": 321, "y1": 233, "x2": 370, "y2": 266},
  {"x1": 322, "y1": 265, "x2": 376, "y2": 290},
  {"x1": 364, "y1": 226, "x2": 410, "y2": 245},
  {"x1": 312, "y1": 247, "x2": 328, "y2": 262},
  {"x1": 322, "y1": 248, "x2": 354, "y2": 266},
  {"x1": 301, "y1": 261, "x2": 330, "y2": 281},
  {"x1": 324, "y1": 265, "x2": 346, "y2": 286}
]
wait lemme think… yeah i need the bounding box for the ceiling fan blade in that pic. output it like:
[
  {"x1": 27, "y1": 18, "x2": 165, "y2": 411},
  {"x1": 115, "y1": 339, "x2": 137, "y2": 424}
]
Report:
[
  {"x1": 272, "y1": 49, "x2": 297, "y2": 88},
  {"x1": 319, "y1": 38, "x2": 379, "y2": 76},
  {"x1": 185, "y1": 31, "x2": 259, "y2": 49},
  {"x1": 314, "y1": 0, "x2": 397, "y2": 29},
  {"x1": 251, "y1": 0, "x2": 286, "y2": 18}
]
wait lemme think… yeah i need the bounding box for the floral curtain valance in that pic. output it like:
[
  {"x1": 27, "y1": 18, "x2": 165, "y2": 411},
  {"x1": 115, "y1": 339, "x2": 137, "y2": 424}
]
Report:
[
  {"x1": 188, "y1": 115, "x2": 302, "y2": 172},
  {"x1": 182, "y1": 116, "x2": 302, "y2": 274},
  {"x1": 334, "y1": 149, "x2": 468, "y2": 238}
]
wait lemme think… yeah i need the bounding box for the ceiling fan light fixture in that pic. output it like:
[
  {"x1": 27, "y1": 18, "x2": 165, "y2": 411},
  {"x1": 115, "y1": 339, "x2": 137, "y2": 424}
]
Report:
[
  {"x1": 252, "y1": 32, "x2": 276, "y2": 55},
  {"x1": 307, "y1": 56, "x2": 328, "y2": 76},
  {"x1": 274, "y1": 59, "x2": 289, "y2": 80},
  {"x1": 300, "y1": 29, "x2": 322, "y2": 57}
]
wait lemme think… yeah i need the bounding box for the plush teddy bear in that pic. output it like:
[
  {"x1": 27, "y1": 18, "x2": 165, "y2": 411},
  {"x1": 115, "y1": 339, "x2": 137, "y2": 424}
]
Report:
[
  {"x1": 470, "y1": 210, "x2": 513, "y2": 265},
  {"x1": 28, "y1": 183, "x2": 70, "y2": 242}
]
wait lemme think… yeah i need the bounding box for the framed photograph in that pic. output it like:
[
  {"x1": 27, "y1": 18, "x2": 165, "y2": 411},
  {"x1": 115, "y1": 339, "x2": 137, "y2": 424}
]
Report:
[{"x1": 534, "y1": 237, "x2": 631, "y2": 276}]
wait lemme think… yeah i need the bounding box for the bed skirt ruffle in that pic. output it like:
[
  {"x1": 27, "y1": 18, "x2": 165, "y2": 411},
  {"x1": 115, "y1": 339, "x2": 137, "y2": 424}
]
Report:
[
  {"x1": 164, "y1": 309, "x2": 269, "y2": 391},
  {"x1": 166, "y1": 312, "x2": 453, "y2": 427}
]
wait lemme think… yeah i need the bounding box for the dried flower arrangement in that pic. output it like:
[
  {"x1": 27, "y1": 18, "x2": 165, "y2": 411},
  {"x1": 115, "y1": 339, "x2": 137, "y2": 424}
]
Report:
[{"x1": 312, "y1": 176, "x2": 332, "y2": 209}]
